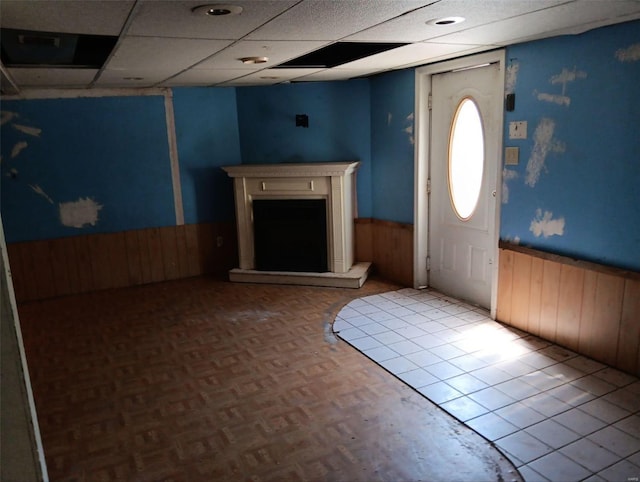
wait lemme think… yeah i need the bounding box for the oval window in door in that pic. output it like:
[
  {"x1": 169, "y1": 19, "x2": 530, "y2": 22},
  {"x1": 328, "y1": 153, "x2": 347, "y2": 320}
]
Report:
[{"x1": 448, "y1": 97, "x2": 484, "y2": 220}]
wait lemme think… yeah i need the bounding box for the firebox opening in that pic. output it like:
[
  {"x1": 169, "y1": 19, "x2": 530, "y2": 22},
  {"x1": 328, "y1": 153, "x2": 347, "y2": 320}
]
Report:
[{"x1": 253, "y1": 199, "x2": 328, "y2": 273}]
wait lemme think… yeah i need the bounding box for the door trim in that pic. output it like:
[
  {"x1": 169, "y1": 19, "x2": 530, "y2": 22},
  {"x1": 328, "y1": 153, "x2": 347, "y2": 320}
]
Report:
[{"x1": 413, "y1": 50, "x2": 506, "y2": 318}]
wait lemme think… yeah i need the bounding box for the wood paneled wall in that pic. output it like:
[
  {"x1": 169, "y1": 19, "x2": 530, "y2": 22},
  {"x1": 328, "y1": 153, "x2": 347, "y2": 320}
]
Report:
[
  {"x1": 355, "y1": 218, "x2": 413, "y2": 287},
  {"x1": 8, "y1": 218, "x2": 412, "y2": 302},
  {"x1": 497, "y1": 243, "x2": 640, "y2": 376},
  {"x1": 6, "y1": 223, "x2": 237, "y2": 303}
]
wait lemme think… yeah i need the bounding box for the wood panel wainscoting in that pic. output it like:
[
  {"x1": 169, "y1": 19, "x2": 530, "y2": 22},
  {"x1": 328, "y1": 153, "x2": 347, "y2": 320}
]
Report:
[
  {"x1": 497, "y1": 242, "x2": 640, "y2": 376},
  {"x1": 6, "y1": 223, "x2": 237, "y2": 303},
  {"x1": 355, "y1": 218, "x2": 413, "y2": 287}
]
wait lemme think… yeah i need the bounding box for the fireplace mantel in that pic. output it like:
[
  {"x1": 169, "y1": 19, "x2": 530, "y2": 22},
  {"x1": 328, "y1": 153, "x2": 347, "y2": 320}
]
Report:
[
  {"x1": 223, "y1": 161, "x2": 370, "y2": 288},
  {"x1": 223, "y1": 162, "x2": 360, "y2": 179}
]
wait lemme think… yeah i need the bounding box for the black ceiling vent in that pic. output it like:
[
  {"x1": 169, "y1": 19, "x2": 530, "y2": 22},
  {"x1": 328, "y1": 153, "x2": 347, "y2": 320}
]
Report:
[
  {"x1": 1, "y1": 28, "x2": 117, "y2": 68},
  {"x1": 275, "y1": 42, "x2": 408, "y2": 69}
]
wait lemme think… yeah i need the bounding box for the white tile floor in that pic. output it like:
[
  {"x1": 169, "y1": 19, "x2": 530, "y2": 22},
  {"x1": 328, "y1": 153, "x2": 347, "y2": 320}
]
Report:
[{"x1": 333, "y1": 287, "x2": 640, "y2": 482}]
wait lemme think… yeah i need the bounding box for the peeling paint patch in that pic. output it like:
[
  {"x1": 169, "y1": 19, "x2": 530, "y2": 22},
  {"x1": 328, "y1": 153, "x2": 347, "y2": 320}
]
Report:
[
  {"x1": 387, "y1": 112, "x2": 393, "y2": 126},
  {"x1": 525, "y1": 118, "x2": 565, "y2": 187},
  {"x1": 550, "y1": 67, "x2": 587, "y2": 86},
  {"x1": 536, "y1": 67, "x2": 586, "y2": 106},
  {"x1": 503, "y1": 235, "x2": 521, "y2": 245},
  {"x1": 59, "y1": 197, "x2": 103, "y2": 228},
  {"x1": 29, "y1": 184, "x2": 54, "y2": 204},
  {"x1": 506, "y1": 61, "x2": 519, "y2": 93},
  {"x1": 536, "y1": 92, "x2": 571, "y2": 106},
  {"x1": 404, "y1": 112, "x2": 414, "y2": 145},
  {"x1": 530, "y1": 209, "x2": 565, "y2": 238},
  {"x1": 502, "y1": 168, "x2": 518, "y2": 204},
  {"x1": 615, "y1": 43, "x2": 640, "y2": 62},
  {"x1": 13, "y1": 124, "x2": 42, "y2": 137},
  {"x1": 1, "y1": 111, "x2": 18, "y2": 126},
  {"x1": 5, "y1": 168, "x2": 18, "y2": 178},
  {"x1": 11, "y1": 141, "x2": 28, "y2": 158},
  {"x1": 404, "y1": 125, "x2": 414, "y2": 145}
]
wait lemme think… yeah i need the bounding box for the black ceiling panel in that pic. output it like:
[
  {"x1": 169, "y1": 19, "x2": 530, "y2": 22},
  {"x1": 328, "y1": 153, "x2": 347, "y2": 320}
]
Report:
[
  {"x1": 1, "y1": 28, "x2": 117, "y2": 68},
  {"x1": 275, "y1": 42, "x2": 408, "y2": 69}
]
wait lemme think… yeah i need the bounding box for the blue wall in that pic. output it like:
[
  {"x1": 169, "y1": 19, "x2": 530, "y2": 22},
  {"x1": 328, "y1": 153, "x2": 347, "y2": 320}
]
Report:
[
  {"x1": 235, "y1": 80, "x2": 373, "y2": 218},
  {"x1": 172, "y1": 87, "x2": 241, "y2": 224},
  {"x1": 370, "y1": 69, "x2": 415, "y2": 224},
  {"x1": 1, "y1": 95, "x2": 175, "y2": 243},
  {"x1": 501, "y1": 20, "x2": 640, "y2": 270}
]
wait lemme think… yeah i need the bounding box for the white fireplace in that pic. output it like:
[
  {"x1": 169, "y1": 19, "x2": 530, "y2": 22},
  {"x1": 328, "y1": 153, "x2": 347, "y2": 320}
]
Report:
[{"x1": 222, "y1": 161, "x2": 370, "y2": 288}]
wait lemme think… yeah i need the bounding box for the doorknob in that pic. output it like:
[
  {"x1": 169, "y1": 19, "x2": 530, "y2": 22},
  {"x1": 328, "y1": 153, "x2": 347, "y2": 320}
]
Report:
[{"x1": 492, "y1": 190, "x2": 497, "y2": 197}]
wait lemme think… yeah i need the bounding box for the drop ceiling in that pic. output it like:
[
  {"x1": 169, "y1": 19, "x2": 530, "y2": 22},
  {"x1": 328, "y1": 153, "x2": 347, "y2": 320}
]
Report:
[{"x1": 1, "y1": 0, "x2": 639, "y2": 93}]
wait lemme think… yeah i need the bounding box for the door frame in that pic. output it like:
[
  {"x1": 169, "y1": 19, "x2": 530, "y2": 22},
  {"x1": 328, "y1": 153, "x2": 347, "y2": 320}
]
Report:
[{"x1": 413, "y1": 50, "x2": 506, "y2": 318}]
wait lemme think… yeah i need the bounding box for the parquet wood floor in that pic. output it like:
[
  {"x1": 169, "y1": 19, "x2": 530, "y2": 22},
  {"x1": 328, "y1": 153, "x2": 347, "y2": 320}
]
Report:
[{"x1": 18, "y1": 276, "x2": 520, "y2": 482}]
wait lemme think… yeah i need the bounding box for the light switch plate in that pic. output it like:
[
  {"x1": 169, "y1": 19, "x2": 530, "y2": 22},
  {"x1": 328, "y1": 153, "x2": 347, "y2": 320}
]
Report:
[
  {"x1": 505, "y1": 147, "x2": 519, "y2": 165},
  {"x1": 509, "y1": 121, "x2": 527, "y2": 139}
]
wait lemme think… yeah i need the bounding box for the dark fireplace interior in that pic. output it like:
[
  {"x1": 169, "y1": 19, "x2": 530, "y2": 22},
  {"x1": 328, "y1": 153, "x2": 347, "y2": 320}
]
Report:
[{"x1": 253, "y1": 199, "x2": 328, "y2": 272}]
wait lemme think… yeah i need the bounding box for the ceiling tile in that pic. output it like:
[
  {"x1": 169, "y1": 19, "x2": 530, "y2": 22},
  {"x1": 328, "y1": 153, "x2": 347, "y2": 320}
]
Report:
[
  {"x1": 220, "y1": 77, "x2": 284, "y2": 86},
  {"x1": 127, "y1": 0, "x2": 298, "y2": 39},
  {"x1": 224, "y1": 68, "x2": 326, "y2": 85},
  {"x1": 94, "y1": 69, "x2": 177, "y2": 88},
  {"x1": 8, "y1": 68, "x2": 98, "y2": 88},
  {"x1": 345, "y1": 0, "x2": 568, "y2": 43},
  {"x1": 195, "y1": 40, "x2": 330, "y2": 70},
  {"x1": 397, "y1": 45, "x2": 493, "y2": 69},
  {"x1": 295, "y1": 68, "x2": 382, "y2": 82},
  {"x1": 0, "y1": 0, "x2": 134, "y2": 36},
  {"x1": 107, "y1": 37, "x2": 233, "y2": 71},
  {"x1": 246, "y1": 0, "x2": 435, "y2": 40},
  {"x1": 161, "y1": 69, "x2": 253, "y2": 87}
]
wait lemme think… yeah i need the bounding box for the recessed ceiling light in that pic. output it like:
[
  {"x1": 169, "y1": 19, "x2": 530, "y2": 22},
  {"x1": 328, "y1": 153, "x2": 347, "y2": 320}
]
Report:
[
  {"x1": 239, "y1": 56, "x2": 268, "y2": 64},
  {"x1": 427, "y1": 16, "x2": 465, "y2": 26},
  {"x1": 191, "y1": 4, "x2": 243, "y2": 16}
]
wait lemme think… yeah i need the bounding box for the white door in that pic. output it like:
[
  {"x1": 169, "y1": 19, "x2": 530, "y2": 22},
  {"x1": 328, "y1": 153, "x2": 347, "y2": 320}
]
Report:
[{"x1": 429, "y1": 62, "x2": 502, "y2": 308}]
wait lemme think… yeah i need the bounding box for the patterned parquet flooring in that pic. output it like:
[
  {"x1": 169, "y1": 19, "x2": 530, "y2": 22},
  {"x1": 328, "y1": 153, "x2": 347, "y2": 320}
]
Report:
[{"x1": 18, "y1": 276, "x2": 521, "y2": 482}]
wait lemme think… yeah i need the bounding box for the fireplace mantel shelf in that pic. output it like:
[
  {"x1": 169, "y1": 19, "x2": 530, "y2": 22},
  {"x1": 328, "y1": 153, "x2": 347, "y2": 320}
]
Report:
[
  {"x1": 222, "y1": 161, "x2": 370, "y2": 288},
  {"x1": 223, "y1": 162, "x2": 359, "y2": 178}
]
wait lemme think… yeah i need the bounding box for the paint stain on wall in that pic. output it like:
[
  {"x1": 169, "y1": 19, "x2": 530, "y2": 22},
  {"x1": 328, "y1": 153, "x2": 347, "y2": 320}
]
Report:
[
  {"x1": 12, "y1": 124, "x2": 42, "y2": 137},
  {"x1": 11, "y1": 141, "x2": 28, "y2": 158},
  {"x1": 530, "y1": 209, "x2": 565, "y2": 238},
  {"x1": 59, "y1": 197, "x2": 103, "y2": 228},
  {"x1": 615, "y1": 43, "x2": 640, "y2": 62},
  {"x1": 502, "y1": 235, "x2": 521, "y2": 245},
  {"x1": 506, "y1": 61, "x2": 519, "y2": 94},
  {"x1": 536, "y1": 93, "x2": 571, "y2": 107},
  {"x1": 535, "y1": 66, "x2": 587, "y2": 106},
  {"x1": 502, "y1": 168, "x2": 518, "y2": 204},
  {"x1": 525, "y1": 118, "x2": 565, "y2": 187},
  {"x1": 550, "y1": 67, "x2": 587, "y2": 86},
  {"x1": 1, "y1": 111, "x2": 18, "y2": 126},
  {"x1": 404, "y1": 112, "x2": 414, "y2": 145},
  {"x1": 387, "y1": 112, "x2": 393, "y2": 126},
  {"x1": 29, "y1": 184, "x2": 54, "y2": 204}
]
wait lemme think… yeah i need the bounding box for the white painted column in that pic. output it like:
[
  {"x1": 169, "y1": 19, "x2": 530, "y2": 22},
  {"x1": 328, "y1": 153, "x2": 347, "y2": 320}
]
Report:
[{"x1": 163, "y1": 90, "x2": 184, "y2": 226}]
